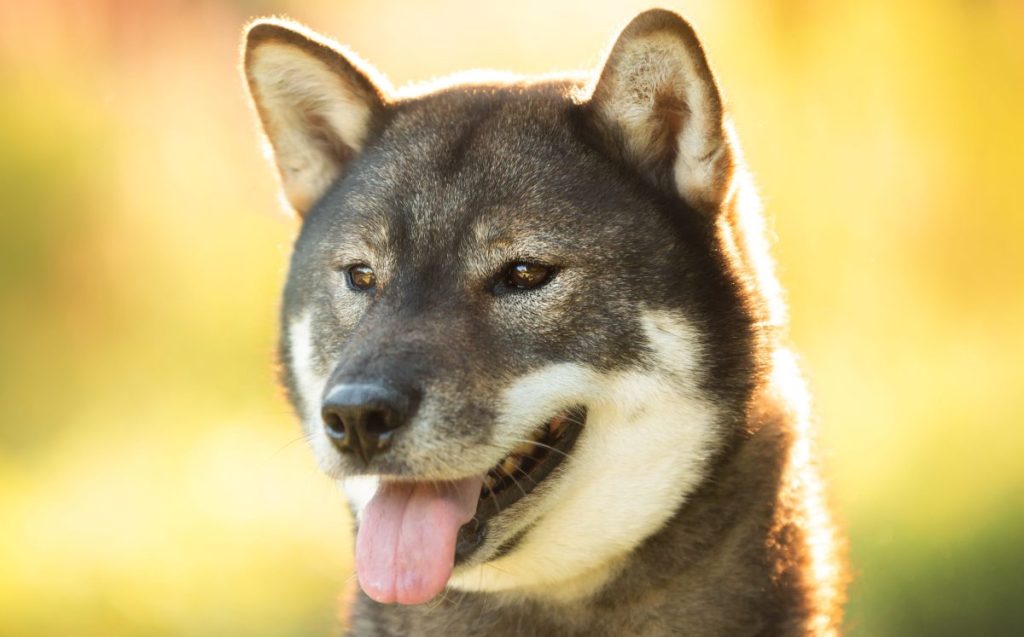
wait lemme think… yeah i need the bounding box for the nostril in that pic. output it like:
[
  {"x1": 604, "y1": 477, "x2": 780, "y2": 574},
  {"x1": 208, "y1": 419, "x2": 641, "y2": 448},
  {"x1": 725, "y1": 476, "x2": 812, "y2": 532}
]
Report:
[
  {"x1": 320, "y1": 383, "x2": 419, "y2": 461},
  {"x1": 323, "y1": 411, "x2": 347, "y2": 440},
  {"x1": 363, "y1": 410, "x2": 394, "y2": 437}
]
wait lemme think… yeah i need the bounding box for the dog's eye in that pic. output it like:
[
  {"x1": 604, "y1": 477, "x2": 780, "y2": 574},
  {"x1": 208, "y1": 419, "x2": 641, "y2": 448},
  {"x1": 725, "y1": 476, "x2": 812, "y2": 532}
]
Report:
[
  {"x1": 347, "y1": 264, "x2": 376, "y2": 291},
  {"x1": 503, "y1": 262, "x2": 554, "y2": 291}
]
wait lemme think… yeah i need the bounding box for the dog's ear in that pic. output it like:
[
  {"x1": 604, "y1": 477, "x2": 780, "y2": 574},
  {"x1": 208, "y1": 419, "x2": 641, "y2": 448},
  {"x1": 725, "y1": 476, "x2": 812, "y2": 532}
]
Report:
[
  {"x1": 243, "y1": 20, "x2": 389, "y2": 215},
  {"x1": 586, "y1": 10, "x2": 735, "y2": 215}
]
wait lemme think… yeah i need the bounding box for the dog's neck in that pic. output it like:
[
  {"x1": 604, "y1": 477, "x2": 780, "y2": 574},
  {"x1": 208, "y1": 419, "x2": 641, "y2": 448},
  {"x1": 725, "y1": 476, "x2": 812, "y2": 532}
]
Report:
[{"x1": 575, "y1": 390, "x2": 839, "y2": 636}]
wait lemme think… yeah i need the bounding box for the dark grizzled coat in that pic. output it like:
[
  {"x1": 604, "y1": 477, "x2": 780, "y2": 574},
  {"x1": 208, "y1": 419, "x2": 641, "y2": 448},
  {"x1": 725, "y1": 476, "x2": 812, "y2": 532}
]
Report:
[{"x1": 242, "y1": 8, "x2": 845, "y2": 636}]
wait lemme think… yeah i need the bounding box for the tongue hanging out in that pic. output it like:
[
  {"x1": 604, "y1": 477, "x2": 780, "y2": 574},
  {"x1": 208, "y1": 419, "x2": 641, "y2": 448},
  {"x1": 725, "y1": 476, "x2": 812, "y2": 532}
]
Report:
[{"x1": 356, "y1": 477, "x2": 482, "y2": 605}]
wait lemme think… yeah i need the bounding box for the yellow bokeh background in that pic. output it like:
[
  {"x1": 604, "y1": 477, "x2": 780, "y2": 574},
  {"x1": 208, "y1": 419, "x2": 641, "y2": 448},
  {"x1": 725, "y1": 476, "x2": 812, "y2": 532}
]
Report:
[{"x1": 2, "y1": 1, "x2": 1022, "y2": 635}]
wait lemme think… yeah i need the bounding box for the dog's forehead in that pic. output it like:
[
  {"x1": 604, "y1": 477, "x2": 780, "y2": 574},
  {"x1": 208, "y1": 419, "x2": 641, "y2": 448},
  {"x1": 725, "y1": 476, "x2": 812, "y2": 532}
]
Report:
[
  {"x1": 345, "y1": 88, "x2": 586, "y2": 232},
  {"x1": 308, "y1": 82, "x2": 679, "y2": 279},
  {"x1": 385, "y1": 84, "x2": 575, "y2": 165}
]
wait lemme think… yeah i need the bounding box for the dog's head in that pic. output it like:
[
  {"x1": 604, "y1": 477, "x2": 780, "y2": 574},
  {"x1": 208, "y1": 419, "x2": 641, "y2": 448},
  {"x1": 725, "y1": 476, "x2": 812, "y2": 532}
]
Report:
[{"x1": 243, "y1": 9, "x2": 766, "y2": 605}]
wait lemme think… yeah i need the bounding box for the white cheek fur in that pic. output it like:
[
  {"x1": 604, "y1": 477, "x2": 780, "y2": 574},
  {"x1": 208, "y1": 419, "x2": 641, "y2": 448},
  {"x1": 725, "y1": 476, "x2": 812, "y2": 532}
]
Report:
[
  {"x1": 287, "y1": 311, "x2": 340, "y2": 475},
  {"x1": 449, "y1": 310, "x2": 720, "y2": 601}
]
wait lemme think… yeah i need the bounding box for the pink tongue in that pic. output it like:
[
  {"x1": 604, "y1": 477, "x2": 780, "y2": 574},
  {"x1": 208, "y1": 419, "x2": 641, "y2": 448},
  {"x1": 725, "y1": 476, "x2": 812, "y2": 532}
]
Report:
[{"x1": 356, "y1": 476, "x2": 482, "y2": 605}]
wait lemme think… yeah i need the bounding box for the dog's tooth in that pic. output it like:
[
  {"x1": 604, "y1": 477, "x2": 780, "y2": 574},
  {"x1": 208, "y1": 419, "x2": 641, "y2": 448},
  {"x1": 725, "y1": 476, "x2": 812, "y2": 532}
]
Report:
[
  {"x1": 549, "y1": 414, "x2": 565, "y2": 434},
  {"x1": 513, "y1": 441, "x2": 534, "y2": 456},
  {"x1": 501, "y1": 456, "x2": 519, "y2": 476}
]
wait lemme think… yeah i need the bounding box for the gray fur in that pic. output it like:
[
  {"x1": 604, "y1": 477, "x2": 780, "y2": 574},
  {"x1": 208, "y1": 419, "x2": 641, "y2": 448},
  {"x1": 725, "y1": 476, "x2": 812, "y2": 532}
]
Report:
[{"x1": 243, "y1": 9, "x2": 845, "y2": 636}]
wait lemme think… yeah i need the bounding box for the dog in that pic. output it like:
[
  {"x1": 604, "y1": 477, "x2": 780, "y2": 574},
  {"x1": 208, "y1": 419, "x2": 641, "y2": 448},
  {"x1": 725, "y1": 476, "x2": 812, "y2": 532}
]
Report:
[{"x1": 242, "y1": 8, "x2": 844, "y2": 635}]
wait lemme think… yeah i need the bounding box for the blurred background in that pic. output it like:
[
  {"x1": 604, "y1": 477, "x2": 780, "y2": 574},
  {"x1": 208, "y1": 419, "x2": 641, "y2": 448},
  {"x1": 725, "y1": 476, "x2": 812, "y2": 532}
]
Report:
[{"x1": 1, "y1": 0, "x2": 1022, "y2": 635}]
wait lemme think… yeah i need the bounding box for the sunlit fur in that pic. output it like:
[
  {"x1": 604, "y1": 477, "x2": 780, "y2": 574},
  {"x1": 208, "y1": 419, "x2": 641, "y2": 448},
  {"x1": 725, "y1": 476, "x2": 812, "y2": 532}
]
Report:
[
  {"x1": 588, "y1": 15, "x2": 734, "y2": 215},
  {"x1": 715, "y1": 140, "x2": 846, "y2": 630},
  {"x1": 249, "y1": 8, "x2": 845, "y2": 635},
  {"x1": 244, "y1": 19, "x2": 390, "y2": 214},
  {"x1": 764, "y1": 348, "x2": 847, "y2": 633}
]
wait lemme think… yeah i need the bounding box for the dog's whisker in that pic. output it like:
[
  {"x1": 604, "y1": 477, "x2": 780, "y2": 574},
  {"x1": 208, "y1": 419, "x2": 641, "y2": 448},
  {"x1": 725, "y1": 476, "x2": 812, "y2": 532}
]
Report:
[
  {"x1": 483, "y1": 562, "x2": 512, "y2": 575},
  {"x1": 484, "y1": 482, "x2": 502, "y2": 515},
  {"x1": 269, "y1": 432, "x2": 317, "y2": 459},
  {"x1": 510, "y1": 463, "x2": 539, "y2": 487},
  {"x1": 505, "y1": 438, "x2": 575, "y2": 460},
  {"x1": 452, "y1": 586, "x2": 469, "y2": 611},
  {"x1": 506, "y1": 472, "x2": 529, "y2": 500},
  {"x1": 430, "y1": 587, "x2": 453, "y2": 609}
]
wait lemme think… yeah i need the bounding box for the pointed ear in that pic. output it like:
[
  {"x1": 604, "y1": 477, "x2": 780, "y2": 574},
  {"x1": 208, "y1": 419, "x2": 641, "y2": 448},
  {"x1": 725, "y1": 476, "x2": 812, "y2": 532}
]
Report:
[
  {"x1": 242, "y1": 20, "x2": 389, "y2": 215},
  {"x1": 586, "y1": 10, "x2": 735, "y2": 215}
]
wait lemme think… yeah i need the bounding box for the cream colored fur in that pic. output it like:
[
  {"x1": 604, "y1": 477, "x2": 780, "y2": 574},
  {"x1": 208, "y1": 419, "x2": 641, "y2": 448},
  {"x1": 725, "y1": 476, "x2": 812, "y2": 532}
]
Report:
[
  {"x1": 287, "y1": 311, "x2": 342, "y2": 476},
  {"x1": 445, "y1": 310, "x2": 719, "y2": 601},
  {"x1": 592, "y1": 29, "x2": 732, "y2": 214},
  {"x1": 246, "y1": 41, "x2": 376, "y2": 213}
]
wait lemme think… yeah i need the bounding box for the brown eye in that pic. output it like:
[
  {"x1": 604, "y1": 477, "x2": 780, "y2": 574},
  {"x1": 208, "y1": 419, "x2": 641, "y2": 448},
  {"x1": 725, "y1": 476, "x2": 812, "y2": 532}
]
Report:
[
  {"x1": 504, "y1": 262, "x2": 554, "y2": 290},
  {"x1": 347, "y1": 264, "x2": 376, "y2": 291}
]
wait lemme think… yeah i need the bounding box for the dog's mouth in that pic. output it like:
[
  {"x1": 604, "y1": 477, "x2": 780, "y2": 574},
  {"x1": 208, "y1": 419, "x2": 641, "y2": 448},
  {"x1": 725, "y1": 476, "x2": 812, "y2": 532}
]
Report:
[
  {"x1": 354, "y1": 407, "x2": 584, "y2": 605},
  {"x1": 455, "y1": 406, "x2": 585, "y2": 561}
]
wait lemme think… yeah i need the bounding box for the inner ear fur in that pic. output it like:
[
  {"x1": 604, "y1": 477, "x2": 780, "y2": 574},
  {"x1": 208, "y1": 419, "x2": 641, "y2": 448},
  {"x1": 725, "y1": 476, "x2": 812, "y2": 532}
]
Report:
[
  {"x1": 243, "y1": 20, "x2": 389, "y2": 215},
  {"x1": 586, "y1": 9, "x2": 735, "y2": 215}
]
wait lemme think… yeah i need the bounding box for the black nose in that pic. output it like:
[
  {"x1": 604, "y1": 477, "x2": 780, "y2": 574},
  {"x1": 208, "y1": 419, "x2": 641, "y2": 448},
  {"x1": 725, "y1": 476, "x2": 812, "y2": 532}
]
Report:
[{"x1": 321, "y1": 383, "x2": 416, "y2": 463}]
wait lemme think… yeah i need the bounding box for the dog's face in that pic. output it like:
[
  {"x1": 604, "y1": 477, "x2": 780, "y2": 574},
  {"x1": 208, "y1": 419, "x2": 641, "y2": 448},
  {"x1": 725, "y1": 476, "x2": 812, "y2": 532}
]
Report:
[{"x1": 244, "y1": 10, "x2": 760, "y2": 604}]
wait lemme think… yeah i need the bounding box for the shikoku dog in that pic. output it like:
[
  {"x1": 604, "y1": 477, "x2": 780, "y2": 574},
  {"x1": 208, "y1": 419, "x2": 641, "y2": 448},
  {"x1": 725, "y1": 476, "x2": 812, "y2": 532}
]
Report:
[{"x1": 242, "y1": 9, "x2": 844, "y2": 636}]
